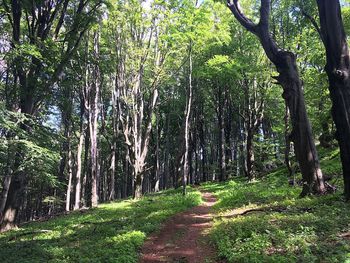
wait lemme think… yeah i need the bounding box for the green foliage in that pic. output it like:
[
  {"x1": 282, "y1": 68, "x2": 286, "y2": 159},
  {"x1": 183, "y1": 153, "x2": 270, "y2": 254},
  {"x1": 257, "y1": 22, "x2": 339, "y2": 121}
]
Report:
[
  {"x1": 0, "y1": 187, "x2": 201, "y2": 263},
  {"x1": 0, "y1": 106, "x2": 61, "y2": 187},
  {"x1": 202, "y1": 147, "x2": 348, "y2": 262}
]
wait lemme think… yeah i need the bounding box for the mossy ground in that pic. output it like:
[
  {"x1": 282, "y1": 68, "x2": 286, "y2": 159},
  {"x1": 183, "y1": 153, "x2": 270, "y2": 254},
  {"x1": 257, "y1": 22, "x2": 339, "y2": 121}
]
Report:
[
  {"x1": 0, "y1": 188, "x2": 201, "y2": 263},
  {"x1": 202, "y1": 147, "x2": 350, "y2": 263}
]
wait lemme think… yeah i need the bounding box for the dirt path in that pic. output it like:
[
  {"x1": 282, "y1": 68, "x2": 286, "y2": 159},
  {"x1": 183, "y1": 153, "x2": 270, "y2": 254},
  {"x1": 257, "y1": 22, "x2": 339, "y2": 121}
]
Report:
[{"x1": 139, "y1": 191, "x2": 220, "y2": 263}]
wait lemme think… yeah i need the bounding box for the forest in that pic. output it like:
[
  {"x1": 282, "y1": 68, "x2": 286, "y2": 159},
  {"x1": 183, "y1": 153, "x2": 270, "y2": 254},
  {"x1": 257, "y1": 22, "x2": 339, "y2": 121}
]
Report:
[{"x1": 0, "y1": 0, "x2": 350, "y2": 262}]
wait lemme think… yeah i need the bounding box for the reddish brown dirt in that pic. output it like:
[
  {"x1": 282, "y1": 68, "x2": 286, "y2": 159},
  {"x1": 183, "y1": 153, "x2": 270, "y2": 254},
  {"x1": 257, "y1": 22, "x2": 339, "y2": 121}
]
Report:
[{"x1": 139, "y1": 192, "x2": 220, "y2": 263}]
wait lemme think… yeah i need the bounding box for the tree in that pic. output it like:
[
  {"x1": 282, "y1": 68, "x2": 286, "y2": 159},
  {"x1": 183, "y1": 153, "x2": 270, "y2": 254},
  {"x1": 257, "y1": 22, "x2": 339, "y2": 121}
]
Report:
[
  {"x1": 227, "y1": 0, "x2": 326, "y2": 196},
  {"x1": 314, "y1": 0, "x2": 350, "y2": 200},
  {"x1": 0, "y1": 0, "x2": 104, "y2": 231}
]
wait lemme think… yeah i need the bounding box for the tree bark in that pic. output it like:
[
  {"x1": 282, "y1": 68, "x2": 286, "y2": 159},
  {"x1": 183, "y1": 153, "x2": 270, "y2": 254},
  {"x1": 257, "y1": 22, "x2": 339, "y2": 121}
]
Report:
[
  {"x1": 65, "y1": 133, "x2": 73, "y2": 212},
  {"x1": 154, "y1": 109, "x2": 160, "y2": 192},
  {"x1": 284, "y1": 102, "x2": 294, "y2": 179},
  {"x1": 88, "y1": 30, "x2": 101, "y2": 207},
  {"x1": 183, "y1": 45, "x2": 193, "y2": 195},
  {"x1": 217, "y1": 87, "x2": 226, "y2": 182},
  {"x1": 228, "y1": 0, "x2": 326, "y2": 195},
  {"x1": 316, "y1": 0, "x2": 350, "y2": 199}
]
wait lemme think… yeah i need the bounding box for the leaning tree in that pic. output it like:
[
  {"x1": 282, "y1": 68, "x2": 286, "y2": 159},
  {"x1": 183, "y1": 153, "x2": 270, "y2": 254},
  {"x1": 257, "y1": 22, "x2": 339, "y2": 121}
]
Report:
[{"x1": 227, "y1": 0, "x2": 326, "y2": 196}]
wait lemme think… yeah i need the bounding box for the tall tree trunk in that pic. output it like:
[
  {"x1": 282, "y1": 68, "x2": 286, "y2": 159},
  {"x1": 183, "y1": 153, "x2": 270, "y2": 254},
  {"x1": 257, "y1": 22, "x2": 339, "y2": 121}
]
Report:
[
  {"x1": 89, "y1": 31, "x2": 100, "y2": 207},
  {"x1": 0, "y1": 147, "x2": 14, "y2": 219},
  {"x1": 228, "y1": 0, "x2": 326, "y2": 196},
  {"x1": 316, "y1": 0, "x2": 350, "y2": 199},
  {"x1": 225, "y1": 98, "x2": 233, "y2": 176},
  {"x1": 109, "y1": 78, "x2": 120, "y2": 201},
  {"x1": 183, "y1": 45, "x2": 193, "y2": 195},
  {"x1": 217, "y1": 91, "x2": 226, "y2": 182},
  {"x1": 199, "y1": 109, "x2": 207, "y2": 182},
  {"x1": 82, "y1": 119, "x2": 90, "y2": 207},
  {"x1": 154, "y1": 109, "x2": 160, "y2": 192},
  {"x1": 163, "y1": 112, "x2": 170, "y2": 188},
  {"x1": 74, "y1": 128, "x2": 85, "y2": 210}
]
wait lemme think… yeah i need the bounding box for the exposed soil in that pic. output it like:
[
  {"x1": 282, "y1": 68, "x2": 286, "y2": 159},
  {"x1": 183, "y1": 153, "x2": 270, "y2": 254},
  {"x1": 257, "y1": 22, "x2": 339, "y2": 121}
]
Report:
[{"x1": 139, "y1": 191, "x2": 221, "y2": 263}]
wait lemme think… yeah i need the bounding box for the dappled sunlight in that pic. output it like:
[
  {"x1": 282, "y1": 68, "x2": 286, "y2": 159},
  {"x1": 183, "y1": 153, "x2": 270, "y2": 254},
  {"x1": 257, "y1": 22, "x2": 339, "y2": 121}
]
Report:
[
  {"x1": 0, "y1": 188, "x2": 201, "y2": 263},
  {"x1": 208, "y1": 169, "x2": 350, "y2": 262}
]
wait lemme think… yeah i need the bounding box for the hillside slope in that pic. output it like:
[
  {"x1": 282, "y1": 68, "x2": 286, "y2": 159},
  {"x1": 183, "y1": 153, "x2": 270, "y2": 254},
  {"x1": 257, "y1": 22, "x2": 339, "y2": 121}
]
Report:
[
  {"x1": 203, "y1": 148, "x2": 349, "y2": 262},
  {"x1": 0, "y1": 189, "x2": 201, "y2": 263}
]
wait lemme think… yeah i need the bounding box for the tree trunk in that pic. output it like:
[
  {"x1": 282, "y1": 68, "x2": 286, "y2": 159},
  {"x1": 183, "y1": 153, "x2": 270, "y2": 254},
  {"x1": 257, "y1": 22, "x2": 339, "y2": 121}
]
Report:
[
  {"x1": 0, "y1": 144, "x2": 14, "y2": 218},
  {"x1": 74, "y1": 129, "x2": 84, "y2": 210},
  {"x1": 246, "y1": 129, "x2": 255, "y2": 180},
  {"x1": 163, "y1": 112, "x2": 170, "y2": 188},
  {"x1": 183, "y1": 45, "x2": 193, "y2": 195},
  {"x1": 89, "y1": 30, "x2": 100, "y2": 207},
  {"x1": 284, "y1": 102, "x2": 294, "y2": 178},
  {"x1": 228, "y1": 0, "x2": 326, "y2": 196},
  {"x1": 82, "y1": 120, "x2": 90, "y2": 207},
  {"x1": 217, "y1": 94, "x2": 226, "y2": 182},
  {"x1": 273, "y1": 52, "x2": 325, "y2": 196},
  {"x1": 0, "y1": 170, "x2": 24, "y2": 232},
  {"x1": 316, "y1": 0, "x2": 350, "y2": 199},
  {"x1": 65, "y1": 134, "x2": 73, "y2": 211},
  {"x1": 199, "y1": 109, "x2": 207, "y2": 182},
  {"x1": 154, "y1": 109, "x2": 160, "y2": 192}
]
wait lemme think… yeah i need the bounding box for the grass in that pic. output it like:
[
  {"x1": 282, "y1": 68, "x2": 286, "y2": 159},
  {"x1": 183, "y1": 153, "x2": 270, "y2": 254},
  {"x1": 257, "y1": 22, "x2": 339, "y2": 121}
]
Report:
[
  {"x1": 2, "y1": 147, "x2": 347, "y2": 263},
  {"x1": 201, "y1": 147, "x2": 350, "y2": 263},
  {"x1": 0, "y1": 187, "x2": 201, "y2": 263}
]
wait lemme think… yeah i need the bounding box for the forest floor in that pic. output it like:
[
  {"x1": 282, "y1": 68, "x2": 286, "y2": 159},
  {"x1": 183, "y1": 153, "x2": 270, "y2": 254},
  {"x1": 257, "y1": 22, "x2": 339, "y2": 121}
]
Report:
[
  {"x1": 1, "y1": 147, "x2": 349, "y2": 263},
  {"x1": 0, "y1": 188, "x2": 202, "y2": 263},
  {"x1": 139, "y1": 191, "x2": 221, "y2": 263},
  {"x1": 203, "y1": 147, "x2": 350, "y2": 262}
]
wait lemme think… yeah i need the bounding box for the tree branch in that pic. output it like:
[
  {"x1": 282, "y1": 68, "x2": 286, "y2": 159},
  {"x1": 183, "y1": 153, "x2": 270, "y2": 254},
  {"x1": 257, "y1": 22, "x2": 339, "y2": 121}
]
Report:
[
  {"x1": 301, "y1": 9, "x2": 325, "y2": 45},
  {"x1": 227, "y1": 0, "x2": 257, "y2": 34}
]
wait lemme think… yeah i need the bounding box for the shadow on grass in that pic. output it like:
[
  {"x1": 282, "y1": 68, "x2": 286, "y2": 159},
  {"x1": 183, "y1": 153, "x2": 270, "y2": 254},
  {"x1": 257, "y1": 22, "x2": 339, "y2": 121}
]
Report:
[
  {"x1": 205, "y1": 164, "x2": 350, "y2": 262},
  {"x1": 0, "y1": 188, "x2": 201, "y2": 263}
]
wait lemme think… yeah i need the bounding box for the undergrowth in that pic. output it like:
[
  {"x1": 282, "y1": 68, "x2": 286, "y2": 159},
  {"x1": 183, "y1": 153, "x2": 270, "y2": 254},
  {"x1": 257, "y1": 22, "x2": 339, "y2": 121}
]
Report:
[
  {"x1": 202, "y1": 147, "x2": 350, "y2": 262},
  {"x1": 0, "y1": 188, "x2": 201, "y2": 263}
]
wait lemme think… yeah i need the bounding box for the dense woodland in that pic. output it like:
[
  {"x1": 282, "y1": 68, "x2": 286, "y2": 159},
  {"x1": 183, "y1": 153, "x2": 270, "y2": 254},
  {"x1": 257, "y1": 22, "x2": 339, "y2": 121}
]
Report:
[{"x1": 0, "y1": 0, "x2": 350, "y2": 240}]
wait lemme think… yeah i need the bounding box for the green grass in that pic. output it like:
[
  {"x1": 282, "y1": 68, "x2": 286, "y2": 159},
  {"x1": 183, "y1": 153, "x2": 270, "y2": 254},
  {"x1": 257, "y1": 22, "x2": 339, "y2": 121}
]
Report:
[
  {"x1": 0, "y1": 188, "x2": 201, "y2": 263},
  {"x1": 202, "y1": 148, "x2": 350, "y2": 263}
]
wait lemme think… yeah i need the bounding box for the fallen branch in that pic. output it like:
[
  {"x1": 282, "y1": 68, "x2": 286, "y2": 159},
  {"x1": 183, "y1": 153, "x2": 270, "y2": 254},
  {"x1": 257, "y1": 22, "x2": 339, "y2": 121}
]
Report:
[
  {"x1": 9, "y1": 230, "x2": 52, "y2": 241},
  {"x1": 218, "y1": 206, "x2": 313, "y2": 219}
]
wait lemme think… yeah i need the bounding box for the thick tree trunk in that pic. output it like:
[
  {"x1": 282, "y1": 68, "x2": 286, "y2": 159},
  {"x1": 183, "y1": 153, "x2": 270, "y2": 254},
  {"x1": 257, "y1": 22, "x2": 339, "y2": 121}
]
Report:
[
  {"x1": 0, "y1": 174, "x2": 12, "y2": 219},
  {"x1": 316, "y1": 0, "x2": 350, "y2": 199},
  {"x1": 0, "y1": 171, "x2": 24, "y2": 231},
  {"x1": 134, "y1": 167, "x2": 143, "y2": 199},
  {"x1": 275, "y1": 52, "x2": 325, "y2": 196},
  {"x1": 228, "y1": 0, "x2": 326, "y2": 195},
  {"x1": 0, "y1": 145, "x2": 14, "y2": 218}
]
